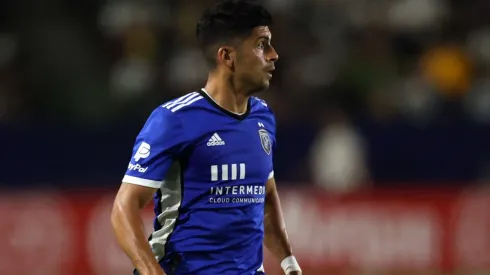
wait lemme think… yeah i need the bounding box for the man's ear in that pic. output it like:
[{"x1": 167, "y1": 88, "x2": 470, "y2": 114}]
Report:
[{"x1": 217, "y1": 46, "x2": 235, "y2": 68}]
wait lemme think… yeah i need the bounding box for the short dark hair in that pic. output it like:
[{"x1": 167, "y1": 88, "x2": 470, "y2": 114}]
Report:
[{"x1": 196, "y1": 0, "x2": 273, "y2": 67}]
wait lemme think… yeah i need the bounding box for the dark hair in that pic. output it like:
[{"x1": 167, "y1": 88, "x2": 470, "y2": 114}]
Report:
[{"x1": 196, "y1": 0, "x2": 273, "y2": 67}]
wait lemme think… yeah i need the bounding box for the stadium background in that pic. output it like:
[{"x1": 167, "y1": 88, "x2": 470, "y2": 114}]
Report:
[{"x1": 1, "y1": 0, "x2": 490, "y2": 274}]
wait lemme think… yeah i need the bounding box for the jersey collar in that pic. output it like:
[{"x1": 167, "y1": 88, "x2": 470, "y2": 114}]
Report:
[{"x1": 199, "y1": 88, "x2": 251, "y2": 121}]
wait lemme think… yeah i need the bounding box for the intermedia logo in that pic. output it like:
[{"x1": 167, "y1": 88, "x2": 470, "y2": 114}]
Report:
[
  {"x1": 208, "y1": 163, "x2": 264, "y2": 204},
  {"x1": 210, "y1": 163, "x2": 246, "y2": 181}
]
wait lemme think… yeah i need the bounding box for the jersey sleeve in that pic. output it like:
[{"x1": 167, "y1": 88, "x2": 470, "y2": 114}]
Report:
[
  {"x1": 268, "y1": 136, "x2": 276, "y2": 179},
  {"x1": 268, "y1": 107, "x2": 277, "y2": 180},
  {"x1": 122, "y1": 108, "x2": 188, "y2": 188}
]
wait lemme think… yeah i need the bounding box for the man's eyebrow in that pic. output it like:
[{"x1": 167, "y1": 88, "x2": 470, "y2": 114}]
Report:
[{"x1": 256, "y1": 36, "x2": 271, "y2": 42}]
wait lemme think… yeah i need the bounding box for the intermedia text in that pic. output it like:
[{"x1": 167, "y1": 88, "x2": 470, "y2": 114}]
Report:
[
  {"x1": 208, "y1": 185, "x2": 266, "y2": 204},
  {"x1": 209, "y1": 185, "x2": 266, "y2": 196}
]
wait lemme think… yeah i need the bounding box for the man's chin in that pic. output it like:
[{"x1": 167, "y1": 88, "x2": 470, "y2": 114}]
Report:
[
  {"x1": 247, "y1": 82, "x2": 269, "y2": 95},
  {"x1": 260, "y1": 81, "x2": 270, "y2": 91}
]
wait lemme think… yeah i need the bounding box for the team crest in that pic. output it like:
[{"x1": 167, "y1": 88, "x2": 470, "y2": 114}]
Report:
[{"x1": 258, "y1": 129, "x2": 271, "y2": 155}]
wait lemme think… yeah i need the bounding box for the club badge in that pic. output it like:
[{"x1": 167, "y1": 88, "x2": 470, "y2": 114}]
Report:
[{"x1": 258, "y1": 129, "x2": 271, "y2": 155}]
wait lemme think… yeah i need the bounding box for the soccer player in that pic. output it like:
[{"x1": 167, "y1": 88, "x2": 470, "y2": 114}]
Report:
[{"x1": 111, "y1": 1, "x2": 302, "y2": 274}]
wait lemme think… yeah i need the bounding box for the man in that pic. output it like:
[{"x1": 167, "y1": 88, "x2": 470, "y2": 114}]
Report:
[{"x1": 111, "y1": 1, "x2": 301, "y2": 274}]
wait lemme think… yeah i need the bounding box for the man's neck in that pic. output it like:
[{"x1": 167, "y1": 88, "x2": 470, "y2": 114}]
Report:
[{"x1": 203, "y1": 77, "x2": 249, "y2": 115}]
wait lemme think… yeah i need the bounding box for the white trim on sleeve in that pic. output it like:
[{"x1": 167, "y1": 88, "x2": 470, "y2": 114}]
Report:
[
  {"x1": 122, "y1": 175, "x2": 163, "y2": 189},
  {"x1": 268, "y1": 171, "x2": 274, "y2": 179}
]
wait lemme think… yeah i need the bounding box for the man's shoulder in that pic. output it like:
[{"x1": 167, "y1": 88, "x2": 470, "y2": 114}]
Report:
[
  {"x1": 146, "y1": 91, "x2": 211, "y2": 122},
  {"x1": 250, "y1": 96, "x2": 276, "y2": 134},
  {"x1": 251, "y1": 96, "x2": 275, "y2": 119},
  {"x1": 250, "y1": 96, "x2": 269, "y2": 108},
  {"x1": 160, "y1": 91, "x2": 206, "y2": 114},
  {"x1": 142, "y1": 91, "x2": 206, "y2": 132}
]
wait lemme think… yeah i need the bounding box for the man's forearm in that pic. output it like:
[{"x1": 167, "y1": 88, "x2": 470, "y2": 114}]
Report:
[
  {"x1": 111, "y1": 202, "x2": 163, "y2": 274},
  {"x1": 263, "y1": 184, "x2": 293, "y2": 260}
]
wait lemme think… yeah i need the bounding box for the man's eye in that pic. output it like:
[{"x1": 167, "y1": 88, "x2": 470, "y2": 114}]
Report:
[{"x1": 257, "y1": 42, "x2": 265, "y2": 49}]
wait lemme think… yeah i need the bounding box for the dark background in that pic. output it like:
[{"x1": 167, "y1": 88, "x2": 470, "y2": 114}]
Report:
[{"x1": 1, "y1": 0, "x2": 490, "y2": 190}]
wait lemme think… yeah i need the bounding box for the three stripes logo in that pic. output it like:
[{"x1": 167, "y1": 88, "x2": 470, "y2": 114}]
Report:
[
  {"x1": 162, "y1": 92, "x2": 203, "y2": 113},
  {"x1": 207, "y1": 133, "x2": 225, "y2": 146}
]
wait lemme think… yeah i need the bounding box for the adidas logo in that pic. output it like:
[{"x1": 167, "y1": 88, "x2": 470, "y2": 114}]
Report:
[{"x1": 207, "y1": 133, "x2": 225, "y2": 146}]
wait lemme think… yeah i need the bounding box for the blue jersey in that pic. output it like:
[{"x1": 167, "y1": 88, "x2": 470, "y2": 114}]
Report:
[{"x1": 123, "y1": 89, "x2": 276, "y2": 275}]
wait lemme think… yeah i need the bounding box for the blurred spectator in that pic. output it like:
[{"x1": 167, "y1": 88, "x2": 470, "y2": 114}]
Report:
[
  {"x1": 1, "y1": 0, "x2": 490, "y2": 186},
  {"x1": 387, "y1": 0, "x2": 448, "y2": 32},
  {"x1": 309, "y1": 108, "x2": 369, "y2": 192},
  {"x1": 421, "y1": 44, "x2": 471, "y2": 98}
]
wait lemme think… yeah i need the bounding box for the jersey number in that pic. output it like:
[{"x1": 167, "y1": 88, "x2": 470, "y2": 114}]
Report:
[{"x1": 210, "y1": 163, "x2": 246, "y2": 181}]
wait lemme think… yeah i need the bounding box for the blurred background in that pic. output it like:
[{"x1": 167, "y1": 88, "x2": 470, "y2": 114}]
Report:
[{"x1": 1, "y1": 0, "x2": 490, "y2": 274}]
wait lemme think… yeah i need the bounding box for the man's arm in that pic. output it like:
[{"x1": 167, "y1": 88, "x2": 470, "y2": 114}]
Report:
[
  {"x1": 264, "y1": 177, "x2": 301, "y2": 274},
  {"x1": 111, "y1": 183, "x2": 165, "y2": 275}
]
